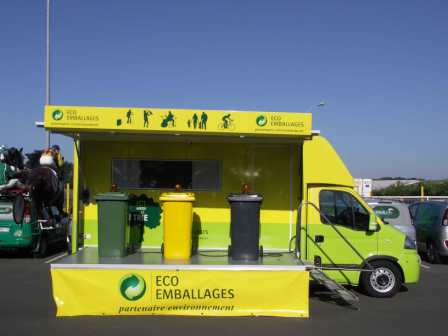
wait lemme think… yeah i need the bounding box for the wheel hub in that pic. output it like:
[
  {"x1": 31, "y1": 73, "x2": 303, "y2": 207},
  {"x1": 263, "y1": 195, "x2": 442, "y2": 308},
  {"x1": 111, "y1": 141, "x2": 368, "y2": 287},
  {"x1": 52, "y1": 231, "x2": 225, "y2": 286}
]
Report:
[{"x1": 370, "y1": 267, "x2": 395, "y2": 293}]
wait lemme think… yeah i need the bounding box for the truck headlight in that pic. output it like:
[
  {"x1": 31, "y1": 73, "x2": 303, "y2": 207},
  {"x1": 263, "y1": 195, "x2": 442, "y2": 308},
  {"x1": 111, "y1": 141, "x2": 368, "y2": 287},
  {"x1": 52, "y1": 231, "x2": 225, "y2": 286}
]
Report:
[{"x1": 404, "y1": 236, "x2": 416, "y2": 249}]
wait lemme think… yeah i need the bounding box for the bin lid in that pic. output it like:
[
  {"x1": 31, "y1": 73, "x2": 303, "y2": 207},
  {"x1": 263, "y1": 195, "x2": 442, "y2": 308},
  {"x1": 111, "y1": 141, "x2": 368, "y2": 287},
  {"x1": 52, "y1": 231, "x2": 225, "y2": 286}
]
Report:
[
  {"x1": 159, "y1": 192, "x2": 195, "y2": 202},
  {"x1": 94, "y1": 192, "x2": 129, "y2": 201},
  {"x1": 227, "y1": 193, "x2": 263, "y2": 202}
]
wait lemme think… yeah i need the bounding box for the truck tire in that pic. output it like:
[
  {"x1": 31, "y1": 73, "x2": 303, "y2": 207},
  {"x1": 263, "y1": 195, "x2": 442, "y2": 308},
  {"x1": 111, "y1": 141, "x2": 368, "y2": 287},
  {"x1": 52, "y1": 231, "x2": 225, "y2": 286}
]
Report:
[
  {"x1": 426, "y1": 241, "x2": 441, "y2": 264},
  {"x1": 361, "y1": 260, "x2": 402, "y2": 298}
]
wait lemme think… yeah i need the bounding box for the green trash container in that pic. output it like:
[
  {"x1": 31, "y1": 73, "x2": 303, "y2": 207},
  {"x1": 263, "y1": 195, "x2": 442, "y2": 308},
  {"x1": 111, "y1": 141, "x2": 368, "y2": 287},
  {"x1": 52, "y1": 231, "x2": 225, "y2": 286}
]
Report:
[{"x1": 95, "y1": 192, "x2": 130, "y2": 257}]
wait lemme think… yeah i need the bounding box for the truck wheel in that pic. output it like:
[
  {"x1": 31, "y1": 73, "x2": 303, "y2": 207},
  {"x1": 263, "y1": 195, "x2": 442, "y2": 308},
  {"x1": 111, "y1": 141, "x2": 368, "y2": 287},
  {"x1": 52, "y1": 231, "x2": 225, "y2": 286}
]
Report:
[
  {"x1": 361, "y1": 260, "x2": 402, "y2": 298},
  {"x1": 426, "y1": 242, "x2": 441, "y2": 264}
]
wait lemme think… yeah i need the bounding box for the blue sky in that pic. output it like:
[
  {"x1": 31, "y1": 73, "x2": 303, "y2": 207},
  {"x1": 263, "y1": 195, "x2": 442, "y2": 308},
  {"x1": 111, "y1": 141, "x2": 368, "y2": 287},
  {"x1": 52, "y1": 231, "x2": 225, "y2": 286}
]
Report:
[{"x1": 1, "y1": 0, "x2": 447, "y2": 179}]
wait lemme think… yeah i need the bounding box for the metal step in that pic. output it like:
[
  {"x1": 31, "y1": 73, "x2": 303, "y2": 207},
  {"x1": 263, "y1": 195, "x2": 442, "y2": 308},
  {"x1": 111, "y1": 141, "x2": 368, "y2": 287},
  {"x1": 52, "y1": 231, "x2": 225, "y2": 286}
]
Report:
[{"x1": 310, "y1": 268, "x2": 359, "y2": 309}]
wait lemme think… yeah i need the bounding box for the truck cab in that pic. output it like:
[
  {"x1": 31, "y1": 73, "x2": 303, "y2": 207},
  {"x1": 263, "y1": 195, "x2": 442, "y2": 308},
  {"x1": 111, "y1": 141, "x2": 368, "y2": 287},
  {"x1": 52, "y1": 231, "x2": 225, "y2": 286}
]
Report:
[{"x1": 300, "y1": 135, "x2": 420, "y2": 297}]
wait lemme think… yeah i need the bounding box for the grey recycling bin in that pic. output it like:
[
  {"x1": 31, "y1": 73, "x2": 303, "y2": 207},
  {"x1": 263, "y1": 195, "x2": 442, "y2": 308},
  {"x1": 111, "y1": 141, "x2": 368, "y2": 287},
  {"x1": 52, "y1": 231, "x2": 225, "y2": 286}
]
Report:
[
  {"x1": 95, "y1": 192, "x2": 130, "y2": 257},
  {"x1": 227, "y1": 193, "x2": 263, "y2": 261}
]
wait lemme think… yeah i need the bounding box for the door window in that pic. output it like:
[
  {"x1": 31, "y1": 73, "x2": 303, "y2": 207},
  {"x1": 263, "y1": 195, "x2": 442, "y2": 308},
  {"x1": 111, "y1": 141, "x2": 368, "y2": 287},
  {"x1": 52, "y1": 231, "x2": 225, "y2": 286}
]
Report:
[
  {"x1": 409, "y1": 203, "x2": 419, "y2": 221},
  {"x1": 424, "y1": 204, "x2": 442, "y2": 226},
  {"x1": 416, "y1": 203, "x2": 435, "y2": 227},
  {"x1": 319, "y1": 190, "x2": 370, "y2": 230}
]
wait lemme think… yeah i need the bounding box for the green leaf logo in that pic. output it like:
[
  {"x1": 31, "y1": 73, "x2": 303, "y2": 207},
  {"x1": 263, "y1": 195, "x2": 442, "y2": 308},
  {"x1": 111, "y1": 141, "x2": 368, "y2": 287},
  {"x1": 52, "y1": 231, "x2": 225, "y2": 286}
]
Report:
[
  {"x1": 52, "y1": 110, "x2": 63, "y2": 121},
  {"x1": 119, "y1": 274, "x2": 146, "y2": 301},
  {"x1": 256, "y1": 115, "x2": 267, "y2": 127}
]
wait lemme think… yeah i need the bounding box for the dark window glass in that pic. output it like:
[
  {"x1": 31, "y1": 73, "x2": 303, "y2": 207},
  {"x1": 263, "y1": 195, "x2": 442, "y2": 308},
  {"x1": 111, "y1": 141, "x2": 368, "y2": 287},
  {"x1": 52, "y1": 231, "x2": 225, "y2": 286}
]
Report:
[
  {"x1": 319, "y1": 190, "x2": 337, "y2": 224},
  {"x1": 319, "y1": 190, "x2": 353, "y2": 228},
  {"x1": 139, "y1": 161, "x2": 192, "y2": 189},
  {"x1": 426, "y1": 204, "x2": 442, "y2": 226},
  {"x1": 319, "y1": 190, "x2": 369, "y2": 230},
  {"x1": 416, "y1": 204, "x2": 431, "y2": 224},
  {"x1": 409, "y1": 203, "x2": 419, "y2": 220},
  {"x1": 352, "y1": 195, "x2": 370, "y2": 230},
  {"x1": 112, "y1": 159, "x2": 221, "y2": 191}
]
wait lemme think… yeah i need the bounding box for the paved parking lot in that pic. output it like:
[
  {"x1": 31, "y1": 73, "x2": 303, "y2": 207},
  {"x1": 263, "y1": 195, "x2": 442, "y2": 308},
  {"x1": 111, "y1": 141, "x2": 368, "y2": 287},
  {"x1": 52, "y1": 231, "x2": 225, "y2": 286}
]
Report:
[{"x1": 0, "y1": 253, "x2": 446, "y2": 336}]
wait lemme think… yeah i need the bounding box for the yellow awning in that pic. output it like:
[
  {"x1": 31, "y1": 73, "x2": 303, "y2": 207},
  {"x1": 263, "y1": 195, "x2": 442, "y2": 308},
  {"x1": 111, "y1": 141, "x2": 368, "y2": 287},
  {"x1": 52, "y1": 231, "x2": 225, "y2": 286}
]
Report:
[{"x1": 44, "y1": 105, "x2": 312, "y2": 139}]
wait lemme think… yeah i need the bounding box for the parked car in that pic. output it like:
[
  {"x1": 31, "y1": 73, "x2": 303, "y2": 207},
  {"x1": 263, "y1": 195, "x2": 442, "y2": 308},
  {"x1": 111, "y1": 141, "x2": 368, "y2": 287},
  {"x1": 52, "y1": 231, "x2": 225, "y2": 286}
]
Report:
[
  {"x1": 0, "y1": 192, "x2": 69, "y2": 257},
  {"x1": 409, "y1": 201, "x2": 448, "y2": 264},
  {"x1": 367, "y1": 200, "x2": 416, "y2": 241}
]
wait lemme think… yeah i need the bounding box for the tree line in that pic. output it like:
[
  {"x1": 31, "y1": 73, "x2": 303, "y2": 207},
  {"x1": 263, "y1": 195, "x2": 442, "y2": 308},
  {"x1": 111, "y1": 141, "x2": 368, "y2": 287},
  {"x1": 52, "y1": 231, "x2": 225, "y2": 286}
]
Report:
[{"x1": 373, "y1": 180, "x2": 448, "y2": 196}]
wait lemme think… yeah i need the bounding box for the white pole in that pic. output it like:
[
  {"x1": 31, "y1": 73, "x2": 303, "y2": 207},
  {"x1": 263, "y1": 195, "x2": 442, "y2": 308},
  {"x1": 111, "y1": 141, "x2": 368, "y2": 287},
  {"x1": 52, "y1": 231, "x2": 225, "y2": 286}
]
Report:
[{"x1": 45, "y1": 0, "x2": 51, "y2": 148}]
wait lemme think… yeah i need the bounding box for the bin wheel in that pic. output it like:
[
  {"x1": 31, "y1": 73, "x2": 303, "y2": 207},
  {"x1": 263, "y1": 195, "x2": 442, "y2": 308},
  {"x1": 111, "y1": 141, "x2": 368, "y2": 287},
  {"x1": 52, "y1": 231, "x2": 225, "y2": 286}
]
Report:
[
  {"x1": 259, "y1": 245, "x2": 263, "y2": 257},
  {"x1": 161, "y1": 243, "x2": 164, "y2": 256}
]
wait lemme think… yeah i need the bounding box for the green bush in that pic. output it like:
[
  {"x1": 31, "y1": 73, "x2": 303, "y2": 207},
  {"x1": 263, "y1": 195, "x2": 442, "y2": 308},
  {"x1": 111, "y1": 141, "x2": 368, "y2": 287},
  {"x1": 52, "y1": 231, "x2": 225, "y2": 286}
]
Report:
[{"x1": 373, "y1": 180, "x2": 448, "y2": 196}]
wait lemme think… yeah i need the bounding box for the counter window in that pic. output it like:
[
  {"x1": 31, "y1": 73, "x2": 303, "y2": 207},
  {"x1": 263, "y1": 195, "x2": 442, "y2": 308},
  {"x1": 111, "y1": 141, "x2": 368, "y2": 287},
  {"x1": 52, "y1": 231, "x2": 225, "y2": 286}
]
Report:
[{"x1": 112, "y1": 159, "x2": 221, "y2": 191}]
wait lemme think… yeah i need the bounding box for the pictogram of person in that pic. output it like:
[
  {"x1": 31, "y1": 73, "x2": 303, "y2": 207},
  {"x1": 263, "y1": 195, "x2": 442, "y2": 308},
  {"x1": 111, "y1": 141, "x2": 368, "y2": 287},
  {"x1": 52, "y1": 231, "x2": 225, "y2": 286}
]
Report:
[
  {"x1": 200, "y1": 112, "x2": 208, "y2": 130},
  {"x1": 143, "y1": 110, "x2": 152, "y2": 127},
  {"x1": 192, "y1": 113, "x2": 199, "y2": 129},
  {"x1": 126, "y1": 109, "x2": 133, "y2": 124},
  {"x1": 222, "y1": 114, "x2": 231, "y2": 129}
]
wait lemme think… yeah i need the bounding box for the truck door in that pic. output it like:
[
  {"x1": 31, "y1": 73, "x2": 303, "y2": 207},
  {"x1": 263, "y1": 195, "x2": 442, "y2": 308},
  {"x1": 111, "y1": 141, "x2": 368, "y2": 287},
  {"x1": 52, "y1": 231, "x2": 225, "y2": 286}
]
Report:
[
  {"x1": 306, "y1": 187, "x2": 378, "y2": 271},
  {"x1": 414, "y1": 203, "x2": 435, "y2": 252}
]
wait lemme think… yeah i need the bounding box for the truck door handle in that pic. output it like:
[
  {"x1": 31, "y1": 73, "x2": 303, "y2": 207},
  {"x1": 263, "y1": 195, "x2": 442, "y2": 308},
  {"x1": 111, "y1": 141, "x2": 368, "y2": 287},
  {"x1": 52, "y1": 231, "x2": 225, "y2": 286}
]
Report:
[{"x1": 315, "y1": 235, "x2": 324, "y2": 243}]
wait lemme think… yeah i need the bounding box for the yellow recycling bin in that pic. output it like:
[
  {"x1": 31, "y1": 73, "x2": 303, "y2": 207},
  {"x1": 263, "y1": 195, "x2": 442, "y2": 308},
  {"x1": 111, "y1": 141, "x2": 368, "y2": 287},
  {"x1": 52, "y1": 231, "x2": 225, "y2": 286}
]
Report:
[{"x1": 160, "y1": 192, "x2": 195, "y2": 259}]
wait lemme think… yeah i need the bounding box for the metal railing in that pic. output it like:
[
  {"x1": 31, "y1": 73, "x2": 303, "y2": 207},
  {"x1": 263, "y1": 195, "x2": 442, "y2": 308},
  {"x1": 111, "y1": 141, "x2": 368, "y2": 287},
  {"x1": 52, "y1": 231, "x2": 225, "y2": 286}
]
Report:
[
  {"x1": 296, "y1": 201, "x2": 373, "y2": 271},
  {"x1": 366, "y1": 195, "x2": 448, "y2": 204}
]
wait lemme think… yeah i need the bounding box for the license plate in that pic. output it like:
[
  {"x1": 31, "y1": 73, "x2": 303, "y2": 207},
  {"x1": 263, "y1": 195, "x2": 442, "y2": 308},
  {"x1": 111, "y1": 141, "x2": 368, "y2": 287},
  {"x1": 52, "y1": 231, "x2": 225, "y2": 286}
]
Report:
[{"x1": 0, "y1": 227, "x2": 10, "y2": 233}]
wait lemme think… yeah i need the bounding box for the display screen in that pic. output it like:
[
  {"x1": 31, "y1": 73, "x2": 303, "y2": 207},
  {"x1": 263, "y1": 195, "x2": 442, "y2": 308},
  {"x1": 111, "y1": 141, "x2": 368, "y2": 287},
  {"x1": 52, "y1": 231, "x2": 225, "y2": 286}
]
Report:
[{"x1": 112, "y1": 159, "x2": 221, "y2": 191}]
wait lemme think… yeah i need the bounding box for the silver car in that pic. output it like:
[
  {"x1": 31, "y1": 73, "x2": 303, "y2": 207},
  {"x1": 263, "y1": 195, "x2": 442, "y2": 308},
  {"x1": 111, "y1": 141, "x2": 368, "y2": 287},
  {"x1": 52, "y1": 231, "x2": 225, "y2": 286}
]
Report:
[
  {"x1": 367, "y1": 200, "x2": 416, "y2": 241},
  {"x1": 409, "y1": 201, "x2": 448, "y2": 264}
]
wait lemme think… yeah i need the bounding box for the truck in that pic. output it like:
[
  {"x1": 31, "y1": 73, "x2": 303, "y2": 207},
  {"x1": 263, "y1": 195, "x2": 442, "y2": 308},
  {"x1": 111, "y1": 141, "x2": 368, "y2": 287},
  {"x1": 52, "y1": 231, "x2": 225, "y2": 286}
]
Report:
[
  {"x1": 44, "y1": 105, "x2": 421, "y2": 301},
  {"x1": 297, "y1": 135, "x2": 420, "y2": 297}
]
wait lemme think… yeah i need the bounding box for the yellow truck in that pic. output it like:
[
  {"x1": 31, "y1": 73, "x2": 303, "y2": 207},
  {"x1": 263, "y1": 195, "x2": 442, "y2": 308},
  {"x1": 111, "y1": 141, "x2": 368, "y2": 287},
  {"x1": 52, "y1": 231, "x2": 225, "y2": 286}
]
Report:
[
  {"x1": 298, "y1": 135, "x2": 420, "y2": 297},
  {"x1": 44, "y1": 105, "x2": 420, "y2": 299}
]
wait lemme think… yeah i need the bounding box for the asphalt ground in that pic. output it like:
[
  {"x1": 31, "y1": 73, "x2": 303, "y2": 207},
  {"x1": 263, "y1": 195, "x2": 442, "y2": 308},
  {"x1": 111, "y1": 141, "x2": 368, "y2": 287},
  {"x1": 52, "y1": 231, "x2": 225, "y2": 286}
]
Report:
[{"x1": 0, "y1": 253, "x2": 446, "y2": 336}]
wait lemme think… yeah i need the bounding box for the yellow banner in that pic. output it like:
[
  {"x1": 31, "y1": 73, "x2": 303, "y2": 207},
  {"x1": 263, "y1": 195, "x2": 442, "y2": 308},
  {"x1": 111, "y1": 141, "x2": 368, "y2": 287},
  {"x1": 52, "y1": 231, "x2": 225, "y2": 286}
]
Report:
[
  {"x1": 44, "y1": 105, "x2": 312, "y2": 137},
  {"x1": 51, "y1": 268, "x2": 309, "y2": 317}
]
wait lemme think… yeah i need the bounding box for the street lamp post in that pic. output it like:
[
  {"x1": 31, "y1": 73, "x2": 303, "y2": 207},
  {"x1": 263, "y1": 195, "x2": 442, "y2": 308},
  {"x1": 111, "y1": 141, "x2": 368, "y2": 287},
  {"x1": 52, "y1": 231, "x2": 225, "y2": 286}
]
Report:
[
  {"x1": 307, "y1": 101, "x2": 326, "y2": 113},
  {"x1": 45, "y1": 0, "x2": 51, "y2": 148}
]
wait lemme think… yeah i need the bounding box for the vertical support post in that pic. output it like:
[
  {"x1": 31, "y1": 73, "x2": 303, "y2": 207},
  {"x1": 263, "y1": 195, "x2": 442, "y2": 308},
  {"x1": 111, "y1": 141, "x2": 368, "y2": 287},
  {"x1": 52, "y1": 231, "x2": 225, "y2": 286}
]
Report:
[
  {"x1": 71, "y1": 139, "x2": 80, "y2": 254},
  {"x1": 65, "y1": 182, "x2": 70, "y2": 214},
  {"x1": 289, "y1": 145, "x2": 294, "y2": 241},
  {"x1": 298, "y1": 143, "x2": 306, "y2": 259}
]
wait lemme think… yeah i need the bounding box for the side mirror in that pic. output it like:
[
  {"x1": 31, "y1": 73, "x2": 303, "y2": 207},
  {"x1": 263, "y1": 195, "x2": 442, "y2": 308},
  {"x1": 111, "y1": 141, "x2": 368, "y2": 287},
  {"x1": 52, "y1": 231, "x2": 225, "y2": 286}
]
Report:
[{"x1": 368, "y1": 213, "x2": 379, "y2": 231}]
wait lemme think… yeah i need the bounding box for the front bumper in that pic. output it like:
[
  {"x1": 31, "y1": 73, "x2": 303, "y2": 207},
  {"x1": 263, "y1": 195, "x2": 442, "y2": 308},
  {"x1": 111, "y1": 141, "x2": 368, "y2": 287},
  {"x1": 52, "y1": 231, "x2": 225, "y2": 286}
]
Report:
[
  {"x1": 0, "y1": 236, "x2": 34, "y2": 249},
  {"x1": 398, "y1": 251, "x2": 421, "y2": 284}
]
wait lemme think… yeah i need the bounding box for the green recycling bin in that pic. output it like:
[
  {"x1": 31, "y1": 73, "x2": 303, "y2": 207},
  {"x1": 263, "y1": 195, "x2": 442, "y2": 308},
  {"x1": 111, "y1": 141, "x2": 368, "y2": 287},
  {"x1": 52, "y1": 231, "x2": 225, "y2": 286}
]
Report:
[{"x1": 95, "y1": 192, "x2": 130, "y2": 257}]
